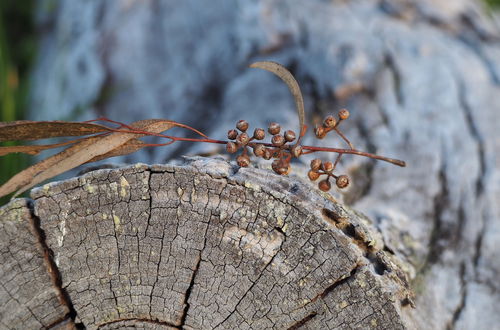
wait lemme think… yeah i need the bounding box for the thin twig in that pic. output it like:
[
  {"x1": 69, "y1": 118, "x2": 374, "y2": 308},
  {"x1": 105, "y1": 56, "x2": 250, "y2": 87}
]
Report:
[
  {"x1": 332, "y1": 153, "x2": 342, "y2": 171},
  {"x1": 333, "y1": 127, "x2": 354, "y2": 150},
  {"x1": 302, "y1": 145, "x2": 406, "y2": 167}
]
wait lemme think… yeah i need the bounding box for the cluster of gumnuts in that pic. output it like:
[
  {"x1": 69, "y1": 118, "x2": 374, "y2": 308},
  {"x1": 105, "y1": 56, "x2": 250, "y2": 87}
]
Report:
[
  {"x1": 313, "y1": 108, "x2": 349, "y2": 139},
  {"x1": 225, "y1": 109, "x2": 352, "y2": 192},
  {"x1": 307, "y1": 158, "x2": 349, "y2": 191},
  {"x1": 225, "y1": 120, "x2": 302, "y2": 176}
]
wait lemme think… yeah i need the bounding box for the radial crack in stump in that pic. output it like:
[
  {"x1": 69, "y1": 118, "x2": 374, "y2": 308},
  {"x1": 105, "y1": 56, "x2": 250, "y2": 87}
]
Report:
[
  {"x1": 11, "y1": 157, "x2": 416, "y2": 329},
  {"x1": 0, "y1": 199, "x2": 72, "y2": 328}
]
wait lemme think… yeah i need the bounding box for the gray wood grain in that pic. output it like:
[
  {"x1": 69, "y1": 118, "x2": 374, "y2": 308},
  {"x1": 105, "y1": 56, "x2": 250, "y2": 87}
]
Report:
[
  {"x1": 13, "y1": 158, "x2": 411, "y2": 329},
  {"x1": 0, "y1": 199, "x2": 70, "y2": 329}
]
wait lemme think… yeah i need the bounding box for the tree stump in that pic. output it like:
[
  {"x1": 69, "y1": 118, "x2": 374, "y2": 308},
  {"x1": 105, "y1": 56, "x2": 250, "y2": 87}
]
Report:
[{"x1": 0, "y1": 158, "x2": 414, "y2": 329}]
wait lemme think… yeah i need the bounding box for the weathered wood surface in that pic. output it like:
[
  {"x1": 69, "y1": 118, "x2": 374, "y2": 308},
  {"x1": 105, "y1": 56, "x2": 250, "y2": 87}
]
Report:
[
  {"x1": 0, "y1": 158, "x2": 414, "y2": 329},
  {"x1": 27, "y1": 0, "x2": 500, "y2": 328},
  {"x1": 0, "y1": 199, "x2": 71, "y2": 329}
]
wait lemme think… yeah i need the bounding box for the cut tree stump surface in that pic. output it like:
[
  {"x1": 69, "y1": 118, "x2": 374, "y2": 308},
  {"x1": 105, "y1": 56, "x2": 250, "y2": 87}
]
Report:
[
  {"x1": 0, "y1": 200, "x2": 70, "y2": 329},
  {"x1": 0, "y1": 157, "x2": 414, "y2": 329}
]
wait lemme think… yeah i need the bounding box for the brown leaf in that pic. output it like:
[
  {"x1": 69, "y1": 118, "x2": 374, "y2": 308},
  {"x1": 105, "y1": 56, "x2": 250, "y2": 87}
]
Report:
[
  {"x1": 85, "y1": 139, "x2": 146, "y2": 163},
  {"x1": 0, "y1": 121, "x2": 111, "y2": 142},
  {"x1": 249, "y1": 61, "x2": 305, "y2": 136},
  {"x1": 0, "y1": 119, "x2": 174, "y2": 198},
  {"x1": 0, "y1": 138, "x2": 89, "y2": 156}
]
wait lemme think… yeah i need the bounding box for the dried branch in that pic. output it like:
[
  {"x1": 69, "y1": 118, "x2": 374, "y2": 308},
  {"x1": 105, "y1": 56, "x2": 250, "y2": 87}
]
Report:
[{"x1": 0, "y1": 61, "x2": 406, "y2": 199}]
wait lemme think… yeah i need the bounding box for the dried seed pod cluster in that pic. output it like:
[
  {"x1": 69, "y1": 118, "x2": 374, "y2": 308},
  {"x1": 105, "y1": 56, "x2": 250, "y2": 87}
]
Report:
[
  {"x1": 221, "y1": 60, "x2": 404, "y2": 195},
  {"x1": 224, "y1": 108, "x2": 362, "y2": 192},
  {"x1": 225, "y1": 111, "x2": 353, "y2": 192},
  {"x1": 307, "y1": 158, "x2": 350, "y2": 191},
  {"x1": 226, "y1": 120, "x2": 303, "y2": 175},
  {"x1": 314, "y1": 109, "x2": 349, "y2": 139}
]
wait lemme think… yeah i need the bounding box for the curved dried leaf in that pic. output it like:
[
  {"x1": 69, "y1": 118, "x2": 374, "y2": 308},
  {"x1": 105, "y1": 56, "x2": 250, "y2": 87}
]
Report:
[
  {"x1": 85, "y1": 139, "x2": 145, "y2": 163},
  {"x1": 0, "y1": 135, "x2": 102, "y2": 198},
  {"x1": 249, "y1": 61, "x2": 305, "y2": 135},
  {"x1": 0, "y1": 119, "x2": 174, "y2": 198},
  {"x1": 87, "y1": 117, "x2": 208, "y2": 139},
  {"x1": 0, "y1": 138, "x2": 90, "y2": 156},
  {"x1": 0, "y1": 121, "x2": 111, "y2": 142}
]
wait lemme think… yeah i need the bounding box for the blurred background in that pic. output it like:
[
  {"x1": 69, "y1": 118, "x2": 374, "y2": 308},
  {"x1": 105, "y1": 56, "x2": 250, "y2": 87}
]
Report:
[
  {"x1": 0, "y1": 1, "x2": 35, "y2": 201},
  {"x1": 1, "y1": 0, "x2": 500, "y2": 328}
]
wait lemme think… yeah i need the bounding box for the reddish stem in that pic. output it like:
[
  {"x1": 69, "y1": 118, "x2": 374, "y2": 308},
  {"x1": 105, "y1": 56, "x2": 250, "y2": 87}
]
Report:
[
  {"x1": 84, "y1": 117, "x2": 406, "y2": 167},
  {"x1": 333, "y1": 127, "x2": 354, "y2": 150},
  {"x1": 136, "y1": 134, "x2": 406, "y2": 167},
  {"x1": 332, "y1": 153, "x2": 342, "y2": 171},
  {"x1": 161, "y1": 137, "x2": 406, "y2": 167},
  {"x1": 302, "y1": 145, "x2": 406, "y2": 167}
]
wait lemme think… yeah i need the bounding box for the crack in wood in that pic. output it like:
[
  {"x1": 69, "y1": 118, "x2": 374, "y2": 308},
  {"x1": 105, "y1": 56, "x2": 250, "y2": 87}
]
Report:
[
  {"x1": 447, "y1": 262, "x2": 467, "y2": 330},
  {"x1": 423, "y1": 162, "x2": 449, "y2": 270},
  {"x1": 27, "y1": 200, "x2": 83, "y2": 329},
  {"x1": 287, "y1": 311, "x2": 318, "y2": 330},
  {"x1": 178, "y1": 179, "x2": 213, "y2": 329},
  {"x1": 96, "y1": 317, "x2": 181, "y2": 329},
  {"x1": 147, "y1": 170, "x2": 165, "y2": 319},
  {"x1": 456, "y1": 76, "x2": 487, "y2": 196},
  {"x1": 320, "y1": 265, "x2": 360, "y2": 301},
  {"x1": 473, "y1": 213, "x2": 485, "y2": 272},
  {"x1": 383, "y1": 52, "x2": 404, "y2": 106},
  {"x1": 285, "y1": 265, "x2": 361, "y2": 329},
  {"x1": 212, "y1": 229, "x2": 286, "y2": 329},
  {"x1": 179, "y1": 255, "x2": 202, "y2": 329},
  {"x1": 455, "y1": 76, "x2": 490, "y2": 319},
  {"x1": 321, "y1": 208, "x2": 392, "y2": 276}
]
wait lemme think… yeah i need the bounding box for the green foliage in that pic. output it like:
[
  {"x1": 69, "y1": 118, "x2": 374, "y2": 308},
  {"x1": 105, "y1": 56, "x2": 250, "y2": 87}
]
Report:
[
  {"x1": 484, "y1": 0, "x2": 500, "y2": 8},
  {"x1": 0, "y1": 0, "x2": 35, "y2": 204}
]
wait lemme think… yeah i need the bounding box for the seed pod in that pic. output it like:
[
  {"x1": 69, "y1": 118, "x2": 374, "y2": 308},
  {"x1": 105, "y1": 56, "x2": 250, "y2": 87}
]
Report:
[
  {"x1": 263, "y1": 148, "x2": 273, "y2": 160},
  {"x1": 290, "y1": 145, "x2": 302, "y2": 158},
  {"x1": 253, "y1": 128, "x2": 265, "y2": 140},
  {"x1": 336, "y1": 175, "x2": 349, "y2": 189},
  {"x1": 310, "y1": 159, "x2": 322, "y2": 171},
  {"x1": 284, "y1": 130, "x2": 296, "y2": 142},
  {"x1": 323, "y1": 115, "x2": 337, "y2": 128},
  {"x1": 226, "y1": 141, "x2": 237, "y2": 153},
  {"x1": 268, "y1": 122, "x2": 281, "y2": 135},
  {"x1": 308, "y1": 170, "x2": 320, "y2": 181},
  {"x1": 318, "y1": 179, "x2": 331, "y2": 192},
  {"x1": 227, "y1": 129, "x2": 238, "y2": 140},
  {"x1": 314, "y1": 126, "x2": 326, "y2": 139},
  {"x1": 339, "y1": 109, "x2": 350, "y2": 120},
  {"x1": 237, "y1": 154, "x2": 250, "y2": 167},
  {"x1": 271, "y1": 134, "x2": 285, "y2": 147},
  {"x1": 322, "y1": 161, "x2": 334, "y2": 172},
  {"x1": 271, "y1": 159, "x2": 281, "y2": 173},
  {"x1": 253, "y1": 144, "x2": 266, "y2": 157},
  {"x1": 236, "y1": 120, "x2": 249, "y2": 132},
  {"x1": 271, "y1": 159, "x2": 290, "y2": 175},
  {"x1": 237, "y1": 132, "x2": 250, "y2": 145}
]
